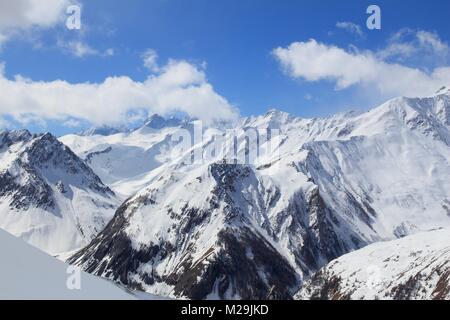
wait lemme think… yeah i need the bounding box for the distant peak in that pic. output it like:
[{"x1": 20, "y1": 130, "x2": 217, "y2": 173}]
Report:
[
  {"x1": 144, "y1": 114, "x2": 164, "y2": 125},
  {"x1": 436, "y1": 86, "x2": 450, "y2": 95},
  {"x1": 41, "y1": 132, "x2": 53, "y2": 139},
  {"x1": 263, "y1": 108, "x2": 295, "y2": 123},
  {"x1": 265, "y1": 108, "x2": 289, "y2": 117},
  {"x1": 80, "y1": 125, "x2": 128, "y2": 136},
  {"x1": 0, "y1": 129, "x2": 33, "y2": 145},
  {"x1": 143, "y1": 114, "x2": 182, "y2": 129},
  {"x1": 32, "y1": 132, "x2": 61, "y2": 146}
]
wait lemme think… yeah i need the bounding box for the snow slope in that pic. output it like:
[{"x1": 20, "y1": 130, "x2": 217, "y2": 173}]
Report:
[
  {"x1": 80, "y1": 124, "x2": 129, "y2": 137},
  {"x1": 60, "y1": 115, "x2": 208, "y2": 197},
  {"x1": 0, "y1": 228, "x2": 135, "y2": 300},
  {"x1": 0, "y1": 130, "x2": 120, "y2": 255},
  {"x1": 297, "y1": 228, "x2": 450, "y2": 300}
]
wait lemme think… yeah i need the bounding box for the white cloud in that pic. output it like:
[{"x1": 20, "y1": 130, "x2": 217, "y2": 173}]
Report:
[
  {"x1": 0, "y1": 59, "x2": 238, "y2": 126},
  {"x1": 377, "y1": 42, "x2": 416, "y2": 60},
  {"x1": 273, "y1": 39, "x2": 450, "y2": 98},
  {"x1": 0, "y1": 0, "x2": 69, "y2": 45},
  {"x1": 336, "y1": 22, "x2": 365, "y2": 38},
  {"x1": 142, "y1": 49, "x2": 159, "y2": 72},
  {"x1": 0, "y1": 117, "x2": 10, "y2": 130},
  {"x1": 63, "y1": 119, "x2": 82, "y2": 128},
  {"x1": 57, "y1": 39, "x2": 115, "y2": 58},
  {"x1": 416, "y1": 30, "x2": 450, "y2": 56},
  {"x1": 0, "y1": 0, "x2": 110, "y2": 59},
  {"x1": 0, "y1": 0, "x2": 69, "y2": 29},
  {"x1": 105, "y1": 48, "x2": 115, "y2": 56},
  {"x1": 0, "y1": 33, "x2": 8, "y2": 44},
  {"x1": 58, "y1": 40, "x2": 97, "y2": 57},
  {"x1": 378, "y1": 29, "x2": 450, "y2": 60}
]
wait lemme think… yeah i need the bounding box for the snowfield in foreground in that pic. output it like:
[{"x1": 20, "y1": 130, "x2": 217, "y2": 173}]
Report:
[
  {"x1": 0, "y1": 229, "x2": 136, "y2": 300},
  {"x1": 297, "y1": 228, "x2": 450, "y2": 300}
]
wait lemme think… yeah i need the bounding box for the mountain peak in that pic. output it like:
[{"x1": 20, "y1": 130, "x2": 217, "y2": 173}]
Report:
[
  {"x1": 0, "y1": 130, "x2": 35, "y2": 151},
  {"x1": 246, "y1": 108, "x2": 296, "y2": 129},
  {"x1": 0, "y1": 129, "x2": 118, "y2": 254},
  {"x1": 80, "y1": 125, "x2": 128, "y2": 136},
  {"x1": 30, "y1": 132, "x2": 63, "y2": 150},
  {"x1": 264, "y1": 108, "x2": 290, "y2": 118},
  {"x1": 142, "y1": 114, "x2": 182, "y2": 130},
  {"x1": 436, "y1": 86, "x2": 450, "y2": 95}
]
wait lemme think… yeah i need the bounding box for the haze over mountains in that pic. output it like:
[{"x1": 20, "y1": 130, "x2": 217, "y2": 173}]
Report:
[{"x1": 1, "y1": 88, "x2": 450, "y2": 299}]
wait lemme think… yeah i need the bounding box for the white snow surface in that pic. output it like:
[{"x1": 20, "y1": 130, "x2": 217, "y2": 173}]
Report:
[
  {"x1": 0, "y1": 132, "x2": 120, "y2": 255},
  {"x1": 297, "y1": 228, "x2": 450, "y2": 300},
  {"x1": 0, "y1": 228, "x2": 135, "y2": 300}
]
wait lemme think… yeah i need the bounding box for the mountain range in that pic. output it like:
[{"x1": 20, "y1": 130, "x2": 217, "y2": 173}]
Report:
[{"x1": 1, "y1": 88, "x2": 450, "y2": 299}]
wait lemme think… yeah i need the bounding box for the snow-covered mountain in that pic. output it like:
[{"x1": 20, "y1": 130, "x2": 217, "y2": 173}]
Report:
[
  {"x1": 297, "y1": 228, "x2": 450, "y2": 300},
  {"x1": 80, "y1": 125, "x2": 129, "y2": 137},
  {"x1": 0, "y1": 228, "x2": 135, "y2": 300},
  {"x1": 67, "y1": 91, "x2": 450, "y2": 299},
  {"x1": 60, "y1": 115, "x2": 220, "y2": 196},
  {"x1": 143, "y1": 114, "x2": 183, "y2": 130},
  {"x1": 0, "y1": 130, "x2": 120, "y2": 255}
]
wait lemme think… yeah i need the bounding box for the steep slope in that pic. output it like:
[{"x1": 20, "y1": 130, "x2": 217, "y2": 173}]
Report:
[
  {"x1": 296, "y1": 228, "x2": 450, "y2": 300},
  {"x1": 0, "y1": 130, "x2": 120, "y2": 255},
  {"x1": 297, "y1": 93, "x2": 450, "y2": 240},
  {"x1": 69, "y1": 91, "x2": 450, "y2": 299},
  {"x1": 0, "y1": 228, "x2": 137, "y2": 300},
  {"x1": 69, "y1": 162, "x2": 301, "y2": 299}
]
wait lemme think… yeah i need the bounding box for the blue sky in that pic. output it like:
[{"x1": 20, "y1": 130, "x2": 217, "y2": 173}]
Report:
[{"x1": 0, "y1": 0, "x2": 450, "y2": 135}]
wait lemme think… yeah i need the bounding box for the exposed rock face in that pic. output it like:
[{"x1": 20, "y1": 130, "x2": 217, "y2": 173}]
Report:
[
  {"x1": 0, "y1": 132, "x2": 114, "y2": 210},
  {"x1": 0, "y1": 130, "x2": 32, "y2": 147},
  {"x1": 0, "y1": 130, "x2": 120, "y2": 254},
  {"x1": 0, "y1": 165, "x2": 55, "y2": 211},
  {"x1": 69, "y1": 163, "x2": 299, "y2": 299},
  {"x1": 85, "y1": 146, "x2": 112, "y2": 163}
]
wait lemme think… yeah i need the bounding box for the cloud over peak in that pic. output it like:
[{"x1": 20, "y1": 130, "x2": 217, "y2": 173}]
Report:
[{"x1": 0, "y1": 57, "x2": 238, "y2": 127}]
